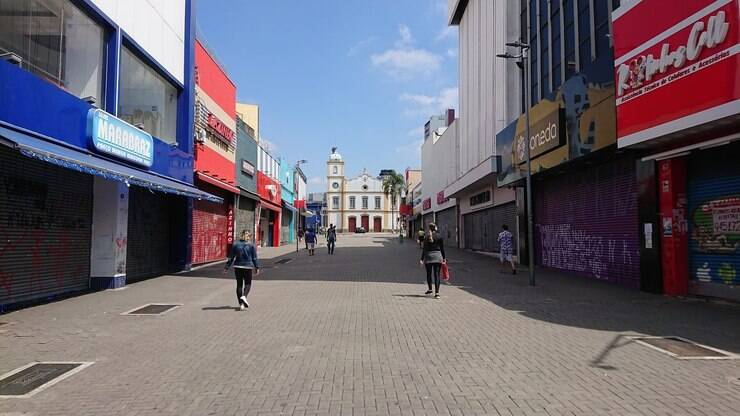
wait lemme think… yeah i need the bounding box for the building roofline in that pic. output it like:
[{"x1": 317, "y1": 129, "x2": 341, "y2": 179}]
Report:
[{"x1": 448, "y1": 0, "x2": 468, "y2": 26}]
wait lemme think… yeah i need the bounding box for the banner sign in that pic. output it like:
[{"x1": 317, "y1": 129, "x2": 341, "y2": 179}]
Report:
[{"x1": 88, "y1": 109, "x2": 154, "y2": 167}]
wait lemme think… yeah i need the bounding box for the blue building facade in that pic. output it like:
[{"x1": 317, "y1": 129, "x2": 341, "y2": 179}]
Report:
[
  {"x1": 279, "y1": 157, "x2": 296, "y2": 243},
  {"x1": 0, "y1": 0, "x2": 216, "y2": 310}
]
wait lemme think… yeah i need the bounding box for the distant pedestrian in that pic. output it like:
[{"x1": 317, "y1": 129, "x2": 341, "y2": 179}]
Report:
[
  {"x1": 497, "y1": 224, "x2": 516, "y2": 274},
  {"x1": 224, "y1": 230, "x2": 260, "y2": 310},
  {"x1": 305, "y1": 228, "x2": 317, "y2": 256},
  {"x1": 417, "y1": 228, "x2": 425, "y2": 248},
  {"x1": 298, "y1": 228, "x2": 304, "y2": 243},
  {"x1": 326, "y1": 224, "x2": 337, "y2": 255},
  {"x1": 420, "y1": 223, "x2": 446, "y2": 299}
]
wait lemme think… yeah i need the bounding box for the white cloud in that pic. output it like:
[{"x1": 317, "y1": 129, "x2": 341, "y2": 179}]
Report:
[
  {"x1": 348, "y1": 37, "x2": 376, "y2": 57},
  {"x1": 260, "y1": 137, "x2": 278, "y2": 154},
  {"x1": 446, "y1": 48, "x2": 458, "y2": 57},
  {"x1": 400, "y1": 87, "x2": 459, "y2": 117},
  {"x1": 309, "y1": 176, "x2": 325, "y2": 186},
  {"x1": 395, "y1": 138, "x2": 424, "y2": 162},
  {"x1": 371, "y1": 25, "x2": 442, "y2": 79},
  {"x1": 435, "y1": 26, "x2": 457, "y2": 42}
]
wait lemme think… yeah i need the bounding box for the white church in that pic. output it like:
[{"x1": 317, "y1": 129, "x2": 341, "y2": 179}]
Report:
[{"x1": 325, "y1": 148, "x2": 400, "y2": 233}]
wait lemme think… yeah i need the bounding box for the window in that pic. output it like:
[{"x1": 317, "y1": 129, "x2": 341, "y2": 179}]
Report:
[
  {"x1": 119, "y1": 46, "x2": 178, "y2": 144},
  {"x1": 0, "y1": 0, "x2": 105, "y2": 105},
  {"x1": 551, "y1": 3, "x2": 562, "y2": 90},
  {"x1": 470, "y1": 191, "x2": 491, "y2": 206},
  {"x1": 362, "y1": 197, "x2": 368, "y2": 210},
  {"x1": 594, "y1": 0, "x2": 611, "y2": 57},
  {"x1": 375, "y1": 197, "x2": 381, "y2": 210},
  {"x1": 332, "y1": 196, "x2": 339, "y2": 209},
  {"x1": 333, "y1": 166, "x2": 338, "y2": 174},
  {"x1": 578, "y1": 0, "x2": 592, "y2": 68},
  {"x1": 349, "y1": 196, "x2": 356, "y2": 210},
  {"x1": 564, "y1": 0, "x2": 576, "y2": 78}
]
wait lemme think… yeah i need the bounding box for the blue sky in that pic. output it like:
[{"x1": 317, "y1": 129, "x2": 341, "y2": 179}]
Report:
[{"x1": 196, "y1": 0, "x2": 458, "y2": 192}]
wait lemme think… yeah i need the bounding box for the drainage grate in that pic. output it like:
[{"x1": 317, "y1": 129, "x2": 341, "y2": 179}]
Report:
[
  {"x1": 121, "y1": 303, "x2": 181, "y2": 316},
  {"x1": 0, "y1": 362, "x2": 93, "y2": 398},
  {"x1": 275, "y1": 258, "x2": 293, "y2": 265},
  {"x1": 631, "y1": 336, "x2": 737, "y2": 360}
]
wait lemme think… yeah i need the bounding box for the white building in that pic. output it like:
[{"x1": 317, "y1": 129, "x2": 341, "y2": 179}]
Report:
[
  {"x1": 444, "y1": 0, "x2": 520, "y2": 252},
  {"x1": 325, "y1": 148, "x2": 399, "y2": 232}
]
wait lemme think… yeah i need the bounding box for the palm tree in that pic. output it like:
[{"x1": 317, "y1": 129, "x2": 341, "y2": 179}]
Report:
[{"x1": 382, "y1": 171, "x2": 405, "y2": 233}]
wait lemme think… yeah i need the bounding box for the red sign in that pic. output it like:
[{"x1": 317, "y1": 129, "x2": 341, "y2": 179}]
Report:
[
  {"x1": 207, "y1": 113, "x2": 235, "y2": 142},
  {"x1": 612, "y1": 0, "x2": 739, "y2": 148},
  {"x1": 399, "y1": 204, "x2": 412, "y2": 216},
  {"x1": 422, "y1": 198, "x2": 432, "y2": 210},
  {"x1": 294, "y1": 199, "x2": 306, "y2": 209},
  {"x1": 257, "y1": 171, "x2": 281, "y2": 204},
  {"x1": 436, "y1": 190, "x2": 449, "y2": 205}
]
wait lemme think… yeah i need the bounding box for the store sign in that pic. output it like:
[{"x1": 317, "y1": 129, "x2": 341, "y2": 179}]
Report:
[
  {"x1": 88, "y1": 109, "x2": 154, "y2": 167},
  {"x1": 207, "y1": 113, "x2": 235, "y2": 142},
  {"x1": 513, "y1": 108, "x2": 564, "y2": 165},
  {"x1": 437, "y1": 191, "x2": 449, "y2": 205},
  {"x1": 422, "y1": 198, "x2": 432, "y2": 210},
  {"x1": 241, "y1": 159, "x2": 255, "y2": 176},
  {"x1": 612, "y1": 0, "x2": 739, "y2": 147},
  {"x1": 227, "y1": 205, "x2": 234, "y2": 244}
]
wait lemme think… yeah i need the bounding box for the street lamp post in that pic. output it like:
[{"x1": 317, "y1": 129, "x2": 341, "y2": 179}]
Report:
[
  {"x1": 497, "y1": 41, "x2": 535, "y2": 287},
  {"x1": 295, "y1": 160, "x2": 307, "y2": 253}
]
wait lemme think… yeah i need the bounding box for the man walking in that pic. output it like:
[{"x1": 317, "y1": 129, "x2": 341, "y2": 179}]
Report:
[
  {"x1": 497, "y1": 224, "x2": 516, "y2": 274},
  {"x1": 305, "y1": 228, "x2": 317, "y2": 256},
  {"x1": 326, "y1": 224, "x2": 337, "y2": 255}
]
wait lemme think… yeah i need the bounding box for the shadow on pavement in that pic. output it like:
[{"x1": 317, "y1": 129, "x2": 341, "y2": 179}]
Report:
[
  {"x1": 201, "y1": 306, "x2": 239, "y2": 311},
  {"x1": 180, "y1": 235, "x2": 740, "y2": 356}
]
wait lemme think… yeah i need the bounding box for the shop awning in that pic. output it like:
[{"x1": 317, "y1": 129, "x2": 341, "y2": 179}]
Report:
[
  {"x1": 0, "y1": 124, "x2": 223, "y2": 203},
  {"x1": 196, "y1": 172, "x2": 240, "y2": 195},
  {"x1": 259, "y1": 199, "x2": 282, "y2": 212},
  {"x1": 301, "y1": 210, "x2": 315, "y2": 217},
  {"x1": 237, "y1": 186, "x2": 260, "y2": 201},
  {"x1": 282, "y1": 201, "x2": 298, "y2": 212},
  {"x1": 444, "y1": 155, "x2": 501, "y2": 198}
]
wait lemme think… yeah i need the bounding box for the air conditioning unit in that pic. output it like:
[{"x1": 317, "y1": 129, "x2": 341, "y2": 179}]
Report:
[{"x1": 195, "y1": 127, "x2": 206, "y2": 143}]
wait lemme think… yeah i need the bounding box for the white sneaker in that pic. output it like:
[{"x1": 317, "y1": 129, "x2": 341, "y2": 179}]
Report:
[
  {"x1": 239, "y1": 304, "x2": 246, "y2": 311},
  {"x1": 240, "y1": 296, "x2": 249, "y2": 308}
]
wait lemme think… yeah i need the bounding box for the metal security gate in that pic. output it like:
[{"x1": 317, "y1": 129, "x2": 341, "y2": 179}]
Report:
[
  {"x1": 192, "y1": 198, "x2": 228, "y2": 264},
  {"x1": 422, "y1": 213, "x2": 434, "y2": 231},
  {"x1": 687, "y1": 142, "x2": 740, "y2": 300},
  {"x1": 0, "y1": 146, "x2": 93, "y2": 307},
  {"x1": 435, "y1": 207, "x2": 456, "y2": 244},
  {"x1": 127, "y1": 187, "x2": 185, "y2": 281},
  {"x1": 463, "y1": 203, "x2": 516, "y2": 252},
  {"x1": 234, "y1": 196, "x2": 256, "y2": 239},
  {"x1": 281, "y1": 207, "x2": 292, "y2": 243},
  {"x1": 534, "y1": 158, "x2": 640, "y2": 287}
]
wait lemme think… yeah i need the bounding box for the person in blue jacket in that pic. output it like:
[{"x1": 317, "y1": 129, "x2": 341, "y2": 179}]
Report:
[{"x1": 224, "y1": 230, "x2": 260, "y2": 310}]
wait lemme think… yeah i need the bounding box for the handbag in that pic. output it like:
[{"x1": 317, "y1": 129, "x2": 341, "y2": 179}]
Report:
[{"x1": 441, "y1": 262, "x2": 450, "y2": 281}]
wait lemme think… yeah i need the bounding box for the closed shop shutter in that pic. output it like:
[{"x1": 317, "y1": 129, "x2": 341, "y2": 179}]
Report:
[
  {"x1": 234, "y1": 196, "x2": 256, "y2": 238},
  {"x1": 422, "y1": 213, "x2": 434, "y2": 231},
  {"x1": 534, "y1": 158, "x2": 640, "y2": 287},
  {"x1": 462, "y1": 203, "x2": 516, "y2": 253},
  {"x1": 687, "y1": 142, "x2": 740, "y2": 300},
  {"x1": 0, "y1": 146, "x2": 93, "y2": 306},
  {"x1": 281, "y1": 207, "x2": 291, "y2": 243},
  {"x1": 126, "y1": 187, "x2": 184, "y2": 281},
  {"x1": 192, "y1": 197, "x2": 229, "y2": 264},
  {"x1": 435, "y1": 207, "x2": 457, "y2": 244}
]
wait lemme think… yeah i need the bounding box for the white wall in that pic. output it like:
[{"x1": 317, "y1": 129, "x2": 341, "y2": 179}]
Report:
[
  {"x1": 421, "y1": 120, "x2": 459, "y2": 213},
  {"x1": 456, "y1": 0, "x2": 520, "y2": 178},
  {"x1": 91, "y1": 0, "x2": 186, "y2": 83}
]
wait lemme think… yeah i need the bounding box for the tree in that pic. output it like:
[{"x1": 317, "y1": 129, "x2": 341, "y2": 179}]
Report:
[{"x1": 382, "y1": 171, "x2": 405, "y2": 233}]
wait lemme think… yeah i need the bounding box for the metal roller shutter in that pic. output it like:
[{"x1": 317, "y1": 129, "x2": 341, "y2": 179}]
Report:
[
  {"x1": 192, "y1": 198, "x2": 229, "y2": 264},
  {"x1": 234, "y1": 196, "x2": 256, "y2": 239},
  {"x1": 687, "y1": 143, "x2": 740, "y2": 299},
  {"x1": 281, "y1": 207, "x2": 291, "y2": 243},
  {"x1": 534, "y1": 158, "x2": 640, "y2": 287},
  {"x1": 0, "y1": 146, "x2": 93, "y2": 306},
  {"x1": 435, "y1": 207, "x2": 457, "y2": 244},
  {"x1": 422, "y1": 213, "x2": 434, "y2": 231},
  {"x1": 126, "y1": 187, "x2": 179, "y2": 281},
  {"x1": 462, "y1": 203, "x2": 517, "y2": 253}
]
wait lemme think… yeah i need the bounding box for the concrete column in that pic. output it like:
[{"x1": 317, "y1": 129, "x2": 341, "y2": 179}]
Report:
[{"x1": 90, "y1": 178, "x2": 129, "y2": 289}]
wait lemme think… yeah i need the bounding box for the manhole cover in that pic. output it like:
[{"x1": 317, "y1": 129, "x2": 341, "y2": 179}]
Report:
[
  {"x1": 0, "y1": 362, "x2": 93, "y2": 398},
  {"x1": 275, "y1": 258, "x2": 293, "y2": 264},
  {"x1": 631, "y1": 336, "x2": 737, "y2": 359},
  {"x1": 122, "y1": 303, "x2": 181, "y2": 316}
]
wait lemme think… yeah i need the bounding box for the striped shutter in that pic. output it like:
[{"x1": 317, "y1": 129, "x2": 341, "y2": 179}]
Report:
[
  {"x1": 0, "y1": 146, "x2": 93, "y2": 307},
  {"x1": 192, "y1": 197, "x2": 228, "y2": 264},
  {"x1": 534, "y1": 158, "x2": 640, "y2": 287},
  {"x1": 126, "y1": 187, "x2": 179, "y2": 281},
  {"x1": 688, "y1": 143, "x2": 740, "y2": 298}
]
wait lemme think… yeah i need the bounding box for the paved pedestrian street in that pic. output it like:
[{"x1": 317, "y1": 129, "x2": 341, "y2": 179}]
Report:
[{"x1": 1, "y1": 234, "x2": 739, "y2": 416}]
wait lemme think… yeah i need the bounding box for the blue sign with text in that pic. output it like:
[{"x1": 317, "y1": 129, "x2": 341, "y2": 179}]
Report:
[{"x1": 88, "y1": 109, "x2": 154, "y2": 167}]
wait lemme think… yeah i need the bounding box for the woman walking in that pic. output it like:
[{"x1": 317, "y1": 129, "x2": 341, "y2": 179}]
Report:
[
  {"x1": 419, "y1": 223, "x2": 446, "y2": 299},
  {"x1": 224, "y1": 230, "x2": 260, "y2": 310}
]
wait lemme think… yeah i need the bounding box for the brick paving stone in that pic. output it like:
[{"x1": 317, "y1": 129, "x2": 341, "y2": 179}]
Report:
[{"x1": 1, "y1": 234, "x2": 739, "y2": 415}]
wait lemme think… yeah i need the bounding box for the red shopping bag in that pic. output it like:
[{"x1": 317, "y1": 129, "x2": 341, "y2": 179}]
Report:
[{"x1": 441, "y1": 263, "x2": 450, "y2": 281}]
